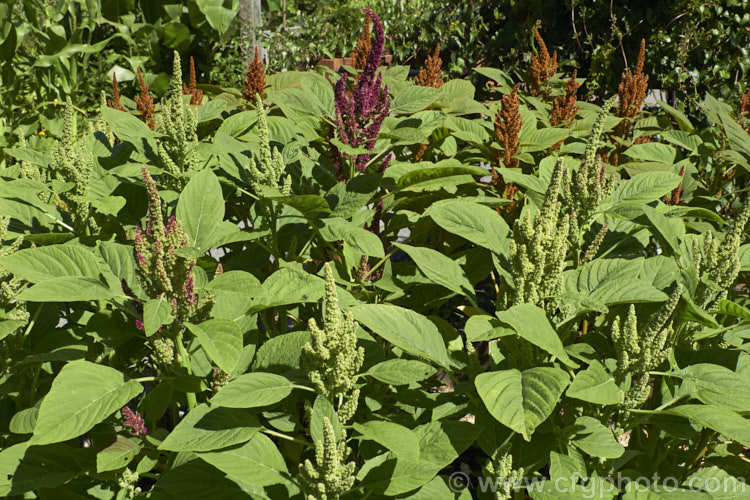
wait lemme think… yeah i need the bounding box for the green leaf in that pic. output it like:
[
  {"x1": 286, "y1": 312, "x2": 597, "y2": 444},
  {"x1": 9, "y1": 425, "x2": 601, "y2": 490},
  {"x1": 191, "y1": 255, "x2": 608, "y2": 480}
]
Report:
[
  {"x1": 394, "y1": 162, "x2": 488, "y2": 190},
  {"x1": 9, "y1": 407, "x2": 37, "y2": 434},
  {"x1": 143, "y1": 297, "x2": 174, "y2": 336},
  {"x1": 426, "y1": 200, "x2": 509, "y2": 253},
  {"x1": 667, "y1": 364, "x2": 750, "y2": 411},
  {"x1": 210, "y1": 372, "x2": 295, "y2": 408},
  {"x1": 159, "y1": 403, "x2": 260, "y2": 452},
  {"x1": 268, "y1": 194, "x2": 331, "y2": 219},
  {"x1": 31, "y1": 360, "x2": 143, "y2": 445},
  {"x1": 154, "y1": 459, "x2": 250, "y2": 499},
  {"x1": 566, "y1": 361, "x2": 623, "y2": 405},
  {"x1": 319, "y1": 217, "x2": 384, "y2": 257},
  {"x1": 197, "y1": 433, "x2": 288, "y2": 487},
  {"x1": 496, "y1": 304, "x2": 577, "y2": 368},
  {"x1": 310, "y1": 395, "x2": 342, "y2": 444},
  {"x1": 101, "y1": 106, "x2": 160, "y2": 144},
  {"x1": 0, "y1": 244, "x2": 103, "y2": 283},
  {"x1": 611, "y1": 172, "x2": 682, "y2": 206},
  {"x1": 353, "y1": 421, "x2": 420, "y2": 461},
  {"x1": 0, "y1": 320, "x2": 26, "y2": 342},
  {"x1": 351, "y1": 304, "x2": 450, "y2": 368},
  {"x1": 623, "y1": 143, "x2": 679, "y2": 163},
  {"x1": 176, "y1": 167, "x2": 225, "y2": 251},
  {"x1": 416, "y1": 420, "x2": 480, "y2": 468},
  {"x1": 391, "y1": 85, "x2": 440, "y2": 114},
  {"x1": 20, "y1": 277, "x2": 119, "y2": 302},
  {"x1": 97, "y1": 435, "x2": 140, "y2": 473},
  {"x1": 395, "y1": 243, "x2": 475, "y2": 302},
  {"x1": 365, "y1": 359, "x2": 436, "y2": 385},
  {"x1": 186, "y1": 319, "x2": 243, "y2": 374},
  {"x1": 666, "y1": 405, "x2": 750, "y2": 448},
  {"x1": 252, "y1": 267, "x2": 324, "y2": 312},
  {"x1": 570, "y1": 416, "x2": 624, "y2": 459},
  {"x1": 476, "y1": 367, "x2": 570, "y2": 440},
  {"x1": 657, "y1": 99, "x2": 693, "y2": 132}
]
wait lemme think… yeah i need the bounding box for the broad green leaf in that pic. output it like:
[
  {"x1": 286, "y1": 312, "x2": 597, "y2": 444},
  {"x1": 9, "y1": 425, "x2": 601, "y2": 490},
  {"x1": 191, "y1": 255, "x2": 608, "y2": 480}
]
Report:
[
  {"x1": 666, "y1": 405, "x2": 750, "y2": 448},
  {"x1": 186, "y1": 319, "x2": 243, "y2": 374},
  {"x1": 365, "y1": 359, "x2": 436, "y2": 385},
  {"x1": 611, "y1": 172, "x2": 682, "y2": 206},
  {"x1": 570, "y1": 416, "x2": 624, "y2": 459},
  {"x1": 351, "y1": 304, "x2": 450, "y2": 368},
  {"x1": 416, "y1": 420, "x2": 481, "y2": 468},
  {"x1": 310, "y1": 395, "x2": 343, "y2": 444},
  {"x1": 154, "y1": 459, "x2": 251, "y2": 500},
  {"x1": 657, "y1": 99, "x2": 693, "y2": 132},
  {"x1": 718, "y1": 299, "x2": 750, "y2": 321},
  {"x1": 207, "y1": 270, "x2": 262, "y2": 320},
  {"x1": 31, "y1": 360, "x2": 143, "y2": 445},
  {"x1": 0, "y1": 320, "x2": 26, "y2": 342},
  {"x1": 9, "y1": 407, "x2": 37, "y2": 434},
  {"x1": 395, "y1": 243, "x2": 475, "y2": 301},
  {"x1": 197, "y1": 433, "x2": 288, "y2": 487},
  {"x1": 210, "y1": 372, "x2": 295, "y2": 408},
  {"x1": 268, "y1": 194, "x2": 331, "y2": 219},
  {"x1": 319, "y1": 217, "x2": 384, "y2": 257},
  {"x1": 391, "y1": 85, "x2": 440, "y2": 114},
  {"x1": 476, "y1": 367, "x2": 570, "y2": 440},
  {"x1": 253, "y1": 330, "x2": 311, "y2": 375},
  {"x1": 719, "y1": 109, "x2": 750, "y2": 157},
  {"x1": 395, "y1": 162, "x2": 488, "y2": 190},
  {"x1": 0, "y1": 244, "x2": 103, "y2": 283},
  {"x1": 667, "y1": 364, "x2": 750, "y2": 411},
  {"x1": 426, "y1": 200, "x2": 509, "y2": 253},
  {"x1": 623, "y1": 143, "x2": 679, "y2": 163},
  {"x1": 96, "y1": 435, "x2": 140, "y2": 473},
  {"x1": 464, "y1": 314, "x2": 514, "y2": 342},
  {"x1": 353, "y1": 421, "x2": 420, "y2": 461},
  {"x1": 359, "y1": 457, "x2": 441, "y2": 496},
  {"x1": 176, "y1": 167, "x2": 224, "y2": 251},
  {"x1": 496, "y1": 304, "x2": 577, "y2": 368},
  {"x1": 101, "y1": 106, "x2": 160, "y2": 144},
  {"x1": 20, "y1": 277, "x2": 119, "y2": 302},
  {"x1": 251, "y1": 267, "x2": 324, "y2": 312},
  {"x1": 143, "y1": 297, "x2": 174, "y2": 336},
  {"x1": 159, "y1": 403, "x2": 260, "y2": 452},
  {"x1": 567, "y1": 361, "x2": 623, "y2": 405}
]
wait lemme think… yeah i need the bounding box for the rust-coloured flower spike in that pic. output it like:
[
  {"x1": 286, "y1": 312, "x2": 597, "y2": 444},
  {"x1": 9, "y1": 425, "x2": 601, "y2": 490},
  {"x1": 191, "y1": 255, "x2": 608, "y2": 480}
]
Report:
[
  {"x1": 107, "y1": 73, "x2": 126, "y2": 111},
  {"x1": 182, "y1": 56, "x2": 203, "y2": 105},
  {"x1": 135, "y1": 68, "x2": 155, "y2": 130},
  {"x1": 610, "y1": 39, "x2": 649, "y2": 166},
  {"x1": 529, "y1": 27, "x2": 557, "y2": 99},
  {"x1": 740, "y1": 88, "x2": 750, "y2": 134},
  {"x1": 243, "y1": 46, "x2": 266, "y2": 102},
  {"x1": 352, "y1": 15, "x2": 371, "y2": 71},
  {"x1": 415, "y1": 43, "x2": 444, "y2": 89},
  {"x1": 550, "y1": 69, "x2": 580, "y2": 127},
  {"x1": 665, "y1": 165, "x2": 686, "y2": 206},
  {"x1": 494, "y1": 83, "x2": 522, "y2": 171}
]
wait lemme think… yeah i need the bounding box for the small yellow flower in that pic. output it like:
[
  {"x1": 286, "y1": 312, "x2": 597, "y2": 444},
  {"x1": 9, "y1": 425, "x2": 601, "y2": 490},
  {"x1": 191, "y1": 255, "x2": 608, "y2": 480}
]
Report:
[
  {"x1": 53, "y1": 98, "x2": 58, "y2": 106},
  {"x1": 38, "y1": 130, "x2": 45, "y2": 136}
]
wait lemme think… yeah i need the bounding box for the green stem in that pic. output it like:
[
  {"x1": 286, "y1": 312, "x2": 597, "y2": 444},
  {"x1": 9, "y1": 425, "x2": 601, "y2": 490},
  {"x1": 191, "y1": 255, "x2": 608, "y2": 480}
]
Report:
[
  {"x1": 262, "y1": 428, "x2": 311, "y2": 446},
  {"x1": 175, "y1": 330, "x2": 197, "y2": 410}
]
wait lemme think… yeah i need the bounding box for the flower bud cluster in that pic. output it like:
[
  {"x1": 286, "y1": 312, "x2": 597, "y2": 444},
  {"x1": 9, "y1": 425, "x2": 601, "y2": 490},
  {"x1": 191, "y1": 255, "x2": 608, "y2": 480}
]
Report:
[{"x1": 299, "y1": 416, "x2": 356, "y2": 500}]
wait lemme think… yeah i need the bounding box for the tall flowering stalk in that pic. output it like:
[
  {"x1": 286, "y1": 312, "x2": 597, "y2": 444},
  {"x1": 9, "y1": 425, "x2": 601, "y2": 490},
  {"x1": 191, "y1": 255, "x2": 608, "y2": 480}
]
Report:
[
  {"x1": 330, "y1": 9, "x2": 391, "y2": 180},
  {"x1": 132, "y1": 168, "x2": 212, "y2": 328},
  {"x1": 609, "y1": 39, "x2": 649, "y2": 166},
  {"x1": 529, "y1": 28, "x2": 557, "y2": 99},
  {"x1": 181, "y1": 56, "x2": 203, "y2": 105},
  {"x1": 491, "y1": 84, "x2": 522, "y2": 204},
  {"x1": 107, "y1": 73, "x2": 126, "y2": 111},
  {"x1": 135, "y1": 68, "x2": 155, "y2": 130}
]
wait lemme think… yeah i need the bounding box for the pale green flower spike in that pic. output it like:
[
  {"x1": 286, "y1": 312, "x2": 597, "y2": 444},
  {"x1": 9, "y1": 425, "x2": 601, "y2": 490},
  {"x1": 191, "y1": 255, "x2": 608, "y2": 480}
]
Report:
[
  {"x1": 92, "y1": 91, "x2": 115, "y2": 146},
  {"x1": 299, "y1": 416, "x2": 356, "y2": 500},
  {"x1": 507, "y1": 157, "x2": 569, "y2": 308},
  {"x1": 612, "y1": 285, "x2": 682, "y2": 409},
  {"x1": 562, "y1": 96, "x2": 616, "y2": 237},
  {"x1": 157, "y1": 51, "x2": 199, "y2": 189},
  {"x1": 15, "y1": 133, "x2": 41, "y2": 182},
  {"x1": 50, "y1": 98, "x2": 94, "y2": 234},
  {"x1": 694, "y1": 197, "x2": 750, "y2": 309},
  {"x1": 483, "y1": 450, "x2": 524, "y2": 500},
  {"x1": 302, "y1": 263, "x2": 364, "y2": 423},
  {"x1": 0, "y1": 217, "x2": 27, "y2": 323},
  {"x1": 243, "y1": 94, "x2": 291, "y2": 200}
]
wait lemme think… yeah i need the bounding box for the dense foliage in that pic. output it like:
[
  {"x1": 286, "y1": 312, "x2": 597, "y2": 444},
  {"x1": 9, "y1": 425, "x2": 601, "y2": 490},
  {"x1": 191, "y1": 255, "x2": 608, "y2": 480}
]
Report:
[{"x1": 5, "y1": 4, "x2": 750, "y2": 500}]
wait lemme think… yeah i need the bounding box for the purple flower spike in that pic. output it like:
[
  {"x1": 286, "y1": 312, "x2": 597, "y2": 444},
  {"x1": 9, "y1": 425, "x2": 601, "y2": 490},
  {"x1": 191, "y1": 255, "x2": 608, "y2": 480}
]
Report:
[
  {"x1": 122, "y1": 405, "x2": 147, "y2": 437},
  {"x1": 330, "y1": 8, "x2": 391, "y2": 181}
]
